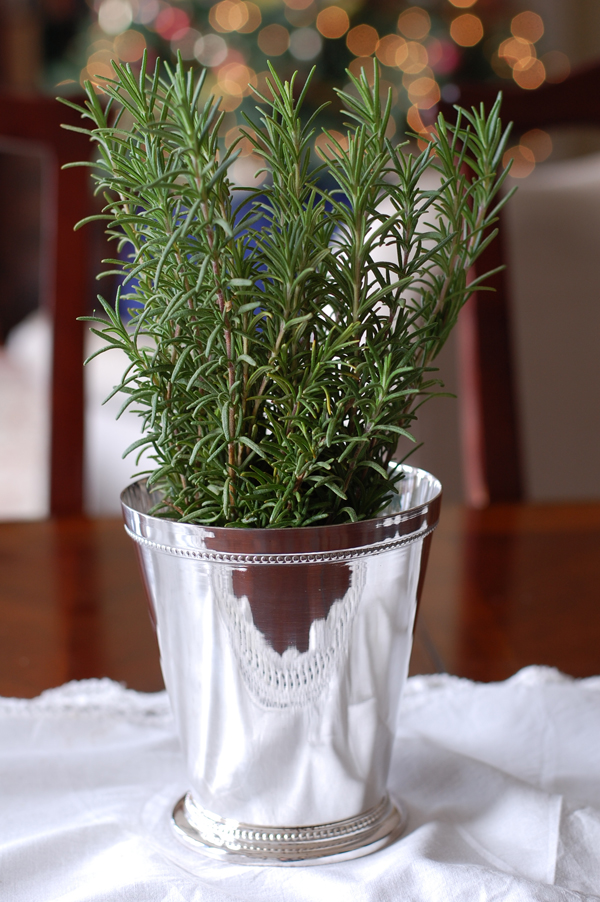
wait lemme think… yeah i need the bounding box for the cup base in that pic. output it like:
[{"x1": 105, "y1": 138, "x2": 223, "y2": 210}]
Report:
[{"x1": 171, "y1": 792, "x2": 405, "y2": 866}]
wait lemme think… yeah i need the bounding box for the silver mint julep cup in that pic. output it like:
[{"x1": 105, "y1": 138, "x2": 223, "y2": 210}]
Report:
[{"x1": 122, "y1": 465, "x2": 442, "y2": 865}]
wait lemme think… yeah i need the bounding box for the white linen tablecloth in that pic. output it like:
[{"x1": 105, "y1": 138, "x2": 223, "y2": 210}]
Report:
[{"x1": 1, "y1": 667, "x2": 599, "y2": 900}]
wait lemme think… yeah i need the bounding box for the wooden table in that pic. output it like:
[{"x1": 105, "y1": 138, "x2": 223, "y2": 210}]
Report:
[{"x1": 1, "y1": 502, "x2": 599, "y2": 697}]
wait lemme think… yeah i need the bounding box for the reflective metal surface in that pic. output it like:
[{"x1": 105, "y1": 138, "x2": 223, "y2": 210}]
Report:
[
  {"x1": 122, "y1": 465, "x2": 441, "y2": 864},
  {"x1": 172, "y1": 793, "x2": 405, "y2": 865}
]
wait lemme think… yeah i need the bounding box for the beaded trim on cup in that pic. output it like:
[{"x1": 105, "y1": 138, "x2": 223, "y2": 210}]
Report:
[
  {"x1": 178, "y1": 792, "x2": 395, "y2": 855},
  {"x1": 124, "y1": 520, "x2": 436, "y2": 565}
]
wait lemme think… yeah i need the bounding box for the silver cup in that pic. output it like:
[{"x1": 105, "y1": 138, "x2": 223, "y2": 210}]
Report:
[{"x1": 122, "y1": 465, "x2": 441, "y2": 865}]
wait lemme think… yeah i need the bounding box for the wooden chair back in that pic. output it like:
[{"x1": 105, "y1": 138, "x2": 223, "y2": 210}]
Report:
[
  {"x1": 440, "y1": 61, "x2": 600, "y2": 505},
  {"x1": 0, "y1": 93, "x2": 93, "y2": 516}
]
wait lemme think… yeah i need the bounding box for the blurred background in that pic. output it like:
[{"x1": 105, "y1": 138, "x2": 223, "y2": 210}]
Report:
[{"x1": 0, "y1": 0, "x2": 599, "y2": 517}]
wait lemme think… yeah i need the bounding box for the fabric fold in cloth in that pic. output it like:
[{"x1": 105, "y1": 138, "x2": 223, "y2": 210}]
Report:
[{"x1": 1, "y1": 667, "x2": 599, "y2": 900}]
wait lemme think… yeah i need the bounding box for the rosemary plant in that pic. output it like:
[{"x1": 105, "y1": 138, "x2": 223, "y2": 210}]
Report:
[{"x1": 62, "y1": 57, "x2": 512, "y2": 527}]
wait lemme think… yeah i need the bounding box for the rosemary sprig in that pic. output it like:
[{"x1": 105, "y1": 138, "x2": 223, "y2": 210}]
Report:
[{"x1": 62, "y1": 55, "x2": 512, "y2": 527}]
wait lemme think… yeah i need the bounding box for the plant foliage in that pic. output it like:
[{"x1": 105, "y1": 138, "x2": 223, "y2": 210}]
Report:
[{"x1": 61, "y1": 55, "x2": 513, "y2": 527}]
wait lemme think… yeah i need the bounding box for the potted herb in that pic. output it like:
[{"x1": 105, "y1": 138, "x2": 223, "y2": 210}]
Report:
[{"x1": 63, "y1": 57, "x2": 511, "y2": 864}]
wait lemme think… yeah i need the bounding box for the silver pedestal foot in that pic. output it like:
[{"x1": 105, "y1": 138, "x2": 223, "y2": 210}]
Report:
[{"x1": 172, "y1": 792, "x2": 405, "y2": 866}]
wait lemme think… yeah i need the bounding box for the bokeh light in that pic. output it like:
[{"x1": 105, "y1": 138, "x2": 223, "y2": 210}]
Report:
[
  {"x1": 513, "y1": 58, "x2": 545, "y2": 89},
  {"x1": 450, "y1": 14, "x2": 483, "y2": 47},
  {"x1": 238, "y1": 3, "x2": 261, "y2": 33},
  {"x1": 86, "y1": 38, "x2": 113, "y2": 54},
  {"x1": 230, "y1": 153, "x2": 266, "y2": 186},
  {"x1": 154, "y1": 6, "x2": 190, "y2": 40},
  {"x1": 70, "y1": 0, "x2": 559, "y2": 153},
  {"x1": 397, "y1": 41, "x2": 428, "y2": 74},
  {"x1": 511, "y1": 11, "x2": 544, "y2": 44},
  {"x1": 346, "y1": 24, "x2": 379, "y2": 58},
  {"x1": 417, "y1": 126, "x2": 438, "y2": 151},
  {"x1": 87, "y1": 49, "x2": 114, "y2": 72},
  {"x1": 316, "y1": 6, "x2": 350, "y2": 40},
  {"x1": 258, "y1": 24, "x2": 290, "y2": 55},
  {"x1": 283, "y1": 0, "x2": 313, "y2": 10},
  {"x1": 441, "y1": 82, "x2": 460, "y2": 102},
  {"x1": 397, "y1": 7, "x2": 431, "y2": 41},
  {"x1": 225, "y1": 126, "x2": 257, "y2": 156},
  {"x1": 285, "y1": 4, "x2": 316, "y2": 27},
  {"x1": 407, "y1": 75, "x2": 440, "y2": 109},
  {"x1": 217, "y1": 62, "x2": 256, "y2": 97},
  {"x1": 214, "y1": 62, "x2": 257, "y2": 112},
  {"x1": 315, "y1": 130, "x2": 349, "y2": 159},
  {"x1": 133, "y1": 0, "x2": 159, "y2": 26},
  {"x1": 406, "y1": 104, "x2": 437, "y2": 149},
  {"x1": 406, "y1": 104, "x2": 425, "y2": 132},
  {"x1": 171, "y1": 28, "x2": 202, "y2": 60},
  {"x1": 82, "y1": 49, "x2": 114, "y2": 88},
  {"x1": 348, "y1": 56, "x2": 375, "y2": 83},
  {"x1": 210, "y1": 1, "x2": 261, "y2": 34},
  {"x1": 211, "y1": 1, "x2": 238, "y2": 33},
  {"x1": 194, "y1": 33, "x2": 228, "y2": 67},
  {"x1": 499, "y1": 36, "x2": 536, "y2": 71},
  {"x1": 290, "y1": 27, "x2": 322, "y2": 60},
  {"x1": 503, "y1": 144, "x2": 535, "y2": 178},
  {"x1": 376, "y1": 34, "x2": 406, "y2": 68},
  {"x1": 542, "y1": 50, "x2": 570, "y2": 83},
  {"x1": 428, "y1": 38, "x2": 460, "y2": 75},
  {"x1": 521, "y1": 129, "x2": 552, "y2": 162},
  {"x1": 98, "y1": 0, "x2": 132, "y2": 35},
  {"x1": 114, "y1": 29, "x2": 146, "y2": 62}
]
